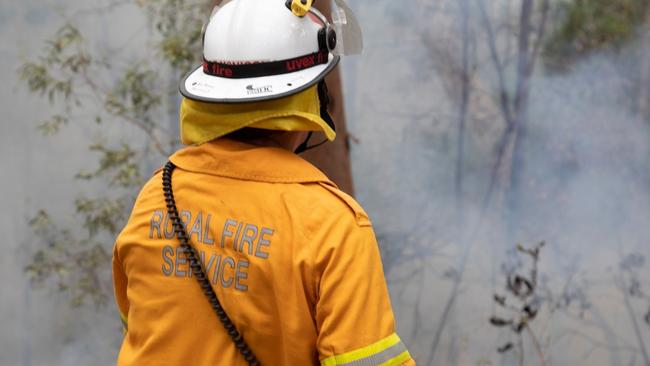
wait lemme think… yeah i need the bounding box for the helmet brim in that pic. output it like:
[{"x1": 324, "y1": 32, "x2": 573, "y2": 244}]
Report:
[{"x1": 180, "y1": 54, "x2": 340, "y2": 104}]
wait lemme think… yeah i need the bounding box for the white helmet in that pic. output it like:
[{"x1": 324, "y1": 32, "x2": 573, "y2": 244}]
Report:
[{"x1": 180, "y1": 0, "x2": 362, "y2": 103}]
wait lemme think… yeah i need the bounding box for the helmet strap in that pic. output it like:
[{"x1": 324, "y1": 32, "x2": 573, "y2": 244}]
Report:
[
  {"x1": 295, "y1": 80, "x2": 336, "y2": 154},
  {"x1": 318, "y1": 80, "x2": 336, "y2": 133}
]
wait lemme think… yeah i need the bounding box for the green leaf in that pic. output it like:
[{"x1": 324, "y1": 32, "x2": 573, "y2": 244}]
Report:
[
  {"x1": 544, "y1": 0, "x2": 648, "y2": 71},
  {"x1": 37, "y1": 115, "x2": 69, "y2": 135}
]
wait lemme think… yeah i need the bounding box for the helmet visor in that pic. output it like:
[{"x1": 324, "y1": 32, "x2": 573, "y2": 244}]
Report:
[
  {"x1": 330, "y1": 0, "x2": 363, "y2": 55},
  {"x1": 307, "y1": 2, "x2": 364, "y2": 56}
]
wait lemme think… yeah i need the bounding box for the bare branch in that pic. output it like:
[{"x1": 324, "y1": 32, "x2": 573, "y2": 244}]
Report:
[
  {"x1": 529, "y1": 0, "x2": 551, "y2": 73},
  {"x1": 555, "y1": 329, "x2": 640, "y2": 355},
  {"x1": 475, "y1": 0, "x2": 513, "y2": 127},
  {"x1": 526, "y1": 325, "x2": 546, "y2": 366},
  {"x1": 78, "y1": 68, "x2": 171, "y2": 157},
  {"x1": 455, "y1": 0, "x2": 473, "y2": 225},
  {"x1": 616, "y1": 272, "x2": 650, "y2": 365},
  {"x1": 513, "y1": 0, "x2": 533, "y2": 115}
]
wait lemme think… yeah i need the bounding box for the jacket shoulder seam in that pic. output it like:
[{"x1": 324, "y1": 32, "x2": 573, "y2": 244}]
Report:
[{"x1": 316, "y1": 182, "x2": 371, "y2": 227}]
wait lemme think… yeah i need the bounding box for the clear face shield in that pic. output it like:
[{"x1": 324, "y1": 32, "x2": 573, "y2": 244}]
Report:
[
  {"x1": 307, "y1": 1, "x2": 363, "y2": 56},
  {"x1": 329, "y1": 0, "x2": 363, "y2": 55},
  {"x1": 204, "y1": 0, "x2": 363, "y2": 56}
]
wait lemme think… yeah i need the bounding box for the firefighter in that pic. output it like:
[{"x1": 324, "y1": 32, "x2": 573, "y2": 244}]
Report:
[{"x1": 112, "y1": 0, "x2": 415, "y2": 364}]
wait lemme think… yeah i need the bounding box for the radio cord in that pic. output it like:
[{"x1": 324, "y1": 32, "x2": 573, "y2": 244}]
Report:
[{"x1": 162, "y1": 161, "x2": 260, "y2": 366}]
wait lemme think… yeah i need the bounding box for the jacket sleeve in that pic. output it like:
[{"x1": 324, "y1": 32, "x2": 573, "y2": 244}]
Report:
[
  {"x1": 313, "y1": 205, "x2": 414, "y2": 366},
  {"x1": 112, "y1": 243, "x2": 129, "y2": 333}
]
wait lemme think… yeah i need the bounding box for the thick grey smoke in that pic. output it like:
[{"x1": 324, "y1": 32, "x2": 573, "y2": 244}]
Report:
[{"x1": 345, "y1": 1, "x2": 650, "y2": 365}]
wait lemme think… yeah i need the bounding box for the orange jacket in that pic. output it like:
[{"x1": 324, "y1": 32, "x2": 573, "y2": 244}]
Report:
[{"x1": 113, "y1": 138, "x2": 415, "y2": 365}]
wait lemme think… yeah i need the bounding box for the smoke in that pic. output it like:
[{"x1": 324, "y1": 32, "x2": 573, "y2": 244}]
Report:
[
  {"x1": 345, "y1": 1, "x2": 650, "y2": 365},
  {"x1": 0, "y1": 1, "x2": 148, "y2": 365},
  {"x1": 2, "y1": 0, "x2": 650, "y2": 365}
]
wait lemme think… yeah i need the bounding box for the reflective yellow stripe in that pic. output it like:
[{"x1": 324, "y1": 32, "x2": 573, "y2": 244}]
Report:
[
  {"x1": 378, "y1": 351, "x2": 412, "y2": 366},
  {"x1": 321, "y1": 333, "x2": 411, "y2": 366}
]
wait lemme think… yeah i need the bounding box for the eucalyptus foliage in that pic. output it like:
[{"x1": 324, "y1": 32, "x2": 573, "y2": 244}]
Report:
[
  {"x1": 21, "y1": 0, "x2": 206, "y2": 307},
  {"x1": 544, "y1": 0, "x2": 648, "y2": 69}
]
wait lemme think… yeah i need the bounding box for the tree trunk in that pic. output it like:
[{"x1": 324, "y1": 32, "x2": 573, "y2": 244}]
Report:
[
  {"x1": 302, "y1": 0, "x2": 354, "y2": 195},
  {"x1": 638, "y1": 3, "x2": 650, "y2": 123},
  {"x1": 507, "y1": 0, "x2": 534, "y2": 240},
  {"x1": 455, "y1": 0, "x2": 471, "y2": 228}
]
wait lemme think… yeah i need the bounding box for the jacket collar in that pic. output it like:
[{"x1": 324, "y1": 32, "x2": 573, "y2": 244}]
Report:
[{"x1": 169, "y1": 138, "x2": 333, "y2": 184}]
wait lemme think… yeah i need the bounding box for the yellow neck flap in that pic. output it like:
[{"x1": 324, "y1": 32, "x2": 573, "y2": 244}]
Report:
[{"x1": 180, "y1": 85, "x2": 336, "y2": 145}]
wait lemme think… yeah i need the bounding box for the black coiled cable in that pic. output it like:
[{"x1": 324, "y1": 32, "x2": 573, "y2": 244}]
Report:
[{"x1": 162, "y1": 161, "x2": 260, "y2": 366}]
